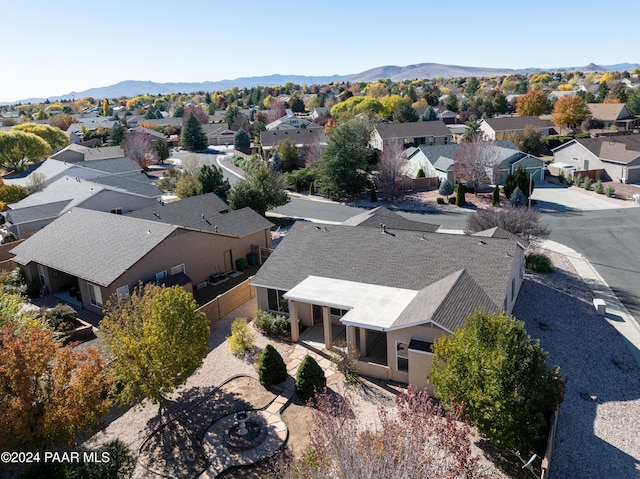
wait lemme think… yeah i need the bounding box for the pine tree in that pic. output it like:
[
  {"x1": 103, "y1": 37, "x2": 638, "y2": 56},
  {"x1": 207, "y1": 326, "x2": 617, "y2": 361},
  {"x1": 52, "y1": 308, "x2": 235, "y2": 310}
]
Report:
[
  {"x1": 509, "y1": 186, "x2": 527, "y2": 206},
  {"x1": 180, "y1": 112, "x2": 208, "y2": 151},
  {"x1": 257, "y1": 344, "x2": 288, "y2": 386},
  {"x1": 439, "y1": 178, "x2": 454, "y2": 199},
  {"x1": 492, "y1": 184, "x2": 500, "y2": 206},
  {"x1": 295, "y1": 355, "x2": 326, "y2": 401},
  {"x1": 455, "y1": 182, "x2": 466, "y2": 207}
]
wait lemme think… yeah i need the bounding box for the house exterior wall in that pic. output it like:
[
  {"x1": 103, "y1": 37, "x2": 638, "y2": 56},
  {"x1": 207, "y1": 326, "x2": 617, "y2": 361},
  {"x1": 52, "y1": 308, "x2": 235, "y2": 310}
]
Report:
[
  {"x1": 505, "y1": 245, "x2": 526, "y2": 314},
  {"x1": 553, "y1": 143, "x2": 618, "y2": 181},
  {"x1": 79, "y1": 190, "x2": 159, "y2": 214},
  {"x1": 479, "y1": 123, "x2": 498, "y2": 140},
  {"x1": 495, "y1": 155, "x2": 546, "y2": 184},
  {"x1": 6, "y1": 217, "x2": 59, "y2": 238},
  {"x1": 404, "y1": 151, "x2": 435, "y2": 178},
  {"x1": 52, "y1": 150, "x2": 85, "y2": 163}
]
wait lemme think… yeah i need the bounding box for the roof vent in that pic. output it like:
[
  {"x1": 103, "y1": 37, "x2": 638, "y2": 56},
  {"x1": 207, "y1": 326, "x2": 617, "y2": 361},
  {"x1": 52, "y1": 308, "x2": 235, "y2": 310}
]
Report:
[
  {"x1": 214, "y1": 226, "x2": 218, "y2": 233},
  {"x1": 478, "y1": 240, "x2": 487, "y2": 245},
  {"x1": 202, "y1": 214, "x2": 205, "y2": 220},
  {"x1": 146, "y1": 230, "x2": 151, "y2": 234},
  {"x1": 153, "y1": 212, "x2": 160, "y2": 218}
]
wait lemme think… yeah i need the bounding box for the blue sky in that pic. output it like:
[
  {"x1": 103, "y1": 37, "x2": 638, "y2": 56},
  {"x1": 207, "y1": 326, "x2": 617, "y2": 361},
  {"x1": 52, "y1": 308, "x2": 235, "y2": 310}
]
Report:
[{"x1": 2, "y1": 0, "x2": 638, "y2": 103}]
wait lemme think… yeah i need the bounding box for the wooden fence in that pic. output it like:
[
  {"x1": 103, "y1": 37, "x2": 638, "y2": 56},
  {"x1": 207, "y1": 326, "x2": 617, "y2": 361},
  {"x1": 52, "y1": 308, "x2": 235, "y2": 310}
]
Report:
[
  {"x1": 540, "y1": 408, "x2": 560, "y2": 479},
  {"x1": 196, "y1": 276, "x2": 256, "y2": 325},
  {"x1": 0, "y1": 239, "x2": 22, "y2": 272}
]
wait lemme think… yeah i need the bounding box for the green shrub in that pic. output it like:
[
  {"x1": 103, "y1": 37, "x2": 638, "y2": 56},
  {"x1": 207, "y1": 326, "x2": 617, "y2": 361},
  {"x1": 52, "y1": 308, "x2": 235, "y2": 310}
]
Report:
[
  {"x1": 436, "y1": 197, "x2": 445, "y2": 205},
  {"x1": 455, "y1": 182, "x2": 466, "y2": 207},
  {"x1": 526, "y1": 253, "x2": 555, "y2": 273},
  {"x1": 583, "y1": 176, "x2": 592, "y2": 190},
  {"x1": 258, "y1": 344, "x2": 288, "y2": 386},
  {"x1": 44, "y1": 304, "x2": 78, "y2": 332},
  {"x1": 448, "y1": 196, "x2": 456, "y2": 204},
  {"x1": 0, "y1": 267, "x2": 27, "y2": 295},
  {"x1": 594, "y1": 180, "x2": 604, "y2": 194},
  {"x1": 416, "y1": 168, "x2": 425, "y2": 178},
  {"x1": 370, "y1": 189, "x2": 377, "y2": 202},
  {"x1": 295, "y1": 355, "x2": 326, "y2": 401},
  {"x1": 227, "y1": 318, "x2": 255, "y2": 355},
  {"x1": 573, "y1": 173, "x2": 583, "y2": 188},
  {"x1": 254, "y1": 309, "x2": 290, "y2": 336},
  {"x1": 605, "y1": 185, "x2": 615, "y2": 197},
  {"x1": 491, "y1": 184, "x2": 500, "y2": 206},
  {"x1": 309, "y1": 181, "x2": 315, "y2": 195},
  {"x1": 557, "y1": 170, "x2": 565, "y2": 184},
  {"x1": 285, "y1": 166, "x2": 318, "y2": 191}
]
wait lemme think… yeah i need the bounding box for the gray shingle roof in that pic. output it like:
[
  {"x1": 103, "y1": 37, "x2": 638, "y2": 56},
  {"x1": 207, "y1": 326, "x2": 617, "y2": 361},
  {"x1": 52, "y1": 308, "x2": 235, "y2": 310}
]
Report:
[
  {"x1": 260, "y1": 128, "x2": 325, "y2": 148},
  {"x1": 251, "y1": 222, "x2": 519, "y2": 309},
  {"x1": 5, "y1": 200, "x2": 72, "y2": 224},
  {"x1": 342, "y1": 206, "x2": 440, "y2": 232},
  {"x1": 90, "y1": 173, "x2": 162, "y2": 198},
  {"x1": 125, "y1": 193, "x2": 272, "y2": 237},
  {"x1": 472, "y1": 226, "x2": 520, "y2": 241},
  {"x1": 482, "y1": 116, "x2": 552, "y2": 132},
  {"x1": 375, "y1": 120, "x2": 451, "y2": 139},
  {"x1": 11, "y1": 208, "x2": 178, "y2": 287},
  {"x1": 75, "y1": 157, "x2": 141, "y2": 174}
]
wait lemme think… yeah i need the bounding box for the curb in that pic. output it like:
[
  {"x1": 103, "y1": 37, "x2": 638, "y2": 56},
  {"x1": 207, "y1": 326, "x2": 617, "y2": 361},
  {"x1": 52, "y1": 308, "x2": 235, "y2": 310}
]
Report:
[{"x1": 540, "y1": 239, "x2": 640, "y2": 367}]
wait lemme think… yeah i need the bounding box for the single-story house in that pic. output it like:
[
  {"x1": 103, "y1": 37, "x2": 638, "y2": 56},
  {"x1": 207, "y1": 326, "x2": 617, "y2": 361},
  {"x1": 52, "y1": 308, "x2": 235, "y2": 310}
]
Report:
[
  {"x1": 586, "y1": 103, "x2": 640, "y2": 132},
  {"x1": 479, "y1": 116, "x2": 554, "y2": 141},
  {"x1": 3, "y1": 174, "x2": 162, "y2": 237},
  {"x1": 66, "y1": 120, "x2": 119, "y2": 144},
  {"x1": 552, "y1": 133, "x2": 640, "y2": 183},
  {"x1": 260, "y1": 128, "x2": 326, "y2": 160},
  {"x1": 11, "y1": 202, "x2": 273, "y2": 315},
  {"x1": 266, "y1": 114, "x2": 314, "y2": 131},
  {"x1": 405, "y1": 141, "x2": 545, "y2": 185},
  {"x1": 370, "y1": 121, "x2": 452, "y2": 152},
  {"x1": 202, "y1": 123, "x2": 236, "y2": 145},
  {"x1": 50, "y1": 144, "x2": 125, "y2": 163},
  {"x1": 250, "y1": 222, "x2": 526, "y2": 394}
]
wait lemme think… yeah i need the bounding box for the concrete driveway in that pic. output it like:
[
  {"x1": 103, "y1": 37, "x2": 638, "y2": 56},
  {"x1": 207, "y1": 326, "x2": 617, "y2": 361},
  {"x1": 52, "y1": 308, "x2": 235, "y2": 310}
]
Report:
[{"x1": 531, "y1": 182, "x2": 639, "y2": 212}]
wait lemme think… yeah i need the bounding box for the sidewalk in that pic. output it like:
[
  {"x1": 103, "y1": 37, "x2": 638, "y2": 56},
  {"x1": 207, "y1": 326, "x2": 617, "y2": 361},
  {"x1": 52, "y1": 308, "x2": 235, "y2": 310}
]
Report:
[{"x1": 540, "y1": 239, "x2": 640, "y2": 367}]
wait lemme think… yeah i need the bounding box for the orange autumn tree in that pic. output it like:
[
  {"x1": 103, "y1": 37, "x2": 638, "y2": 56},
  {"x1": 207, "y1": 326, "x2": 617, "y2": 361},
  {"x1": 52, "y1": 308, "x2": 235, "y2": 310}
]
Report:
[{"x1": 0, "y1": 319, "x2": 112, "y2": 452}]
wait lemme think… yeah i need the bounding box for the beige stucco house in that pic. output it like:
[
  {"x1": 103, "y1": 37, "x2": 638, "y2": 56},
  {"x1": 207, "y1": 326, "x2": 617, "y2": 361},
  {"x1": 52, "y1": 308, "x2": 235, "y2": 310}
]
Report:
[
  {"x1": 11, "y1": 196, "x2": 272, "y2": 314},
  {"x1": 250, "y1": 222, "x2": 526, "y2": 394},
  {"x1": 370, "y1": 121, "x2": 452, "y2": 152}
]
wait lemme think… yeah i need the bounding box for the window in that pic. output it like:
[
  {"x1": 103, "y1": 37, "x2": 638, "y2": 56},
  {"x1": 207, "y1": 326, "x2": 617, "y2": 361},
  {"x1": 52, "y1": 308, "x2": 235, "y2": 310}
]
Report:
[
  {"x1": 396, "y1": 341, "x2": 409, "y2": 372},
  {"x1": 267, "y1": 289, "x2": 289, "y2": 313},
  {"x1": 37, "y1": 264, "x2": 46, "y2": 286},
  {"x1": 88, "y1": 283, "x2": 103, "y2": 308},
  {"x1": 511, "y1": 278, "x2": 515, "y2": 302},
  {"x1": 330, "y1": 307, "x2": 347, "y2": 317},
  {"x1": 116, "y1": 285, "x2": 129, "y2": 301},
  {"x1": 110, "y1": 208, "x2": 123, "y2": 215},
  {"x1": 171, "y1": 264, "x2": 185, "y2": 275},
  {"x1": 156, "y1": 270, "x2": 167, "y2": 282}
]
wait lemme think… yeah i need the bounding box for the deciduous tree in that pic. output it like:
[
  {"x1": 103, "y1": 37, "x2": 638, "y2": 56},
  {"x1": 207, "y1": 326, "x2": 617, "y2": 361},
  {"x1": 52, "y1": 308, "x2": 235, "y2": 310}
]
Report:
[
  {"x1": 376, "y1": 137, "x2": 408, "y2": 200},
  {"x1": 430, "y1": 310, "x2": 565, "y2": 451},
  {"x1": 454, "y1": 137, "x2": 500, "y2": 192},
  {"x1": 0, "y1": 319, "x2": 112, "y2": 452},
  {"x1": 101, "y1": 283, "x2": 209, "y2": 406},
  {"x1": 12, "y1": 124, "x2": 69, "y2": 153},
  {"x1": 182, "y1": 104, "x2": 209, "y2": 124},
  {"x1": 279, "y1": 388, "x2": 484, "y2": 479},
  {"x1": 122, "y1": 129, "x2": 158, "y2": 169},
  {"x1": 515, "y1": 90, "x2": 549, "y2": 117},
  {"x1": 551, "y1": 95, "x2": 591, "y2": 129},
  {"x1": 465, "y1": 205, "x2": 551, "y2": 243},
  {"x1": 175, "y1": 173, "x2": 198, "y2": 198},
  {"x1": 0, "y1": 130, "x2": 51, "y2": 172},
  {"x1": 277, "y1": 138, "x2": 299, "y2": 171}
]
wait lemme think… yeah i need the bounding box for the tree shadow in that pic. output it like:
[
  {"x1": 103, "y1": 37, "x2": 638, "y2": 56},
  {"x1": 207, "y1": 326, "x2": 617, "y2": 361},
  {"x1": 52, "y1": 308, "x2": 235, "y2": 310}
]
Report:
[
  {"x1": 512, "y1": 273, "x2": 640, "y2": 478},
  {"x1": 137, "y1": 376, "x2": 276, "y2": 478}
]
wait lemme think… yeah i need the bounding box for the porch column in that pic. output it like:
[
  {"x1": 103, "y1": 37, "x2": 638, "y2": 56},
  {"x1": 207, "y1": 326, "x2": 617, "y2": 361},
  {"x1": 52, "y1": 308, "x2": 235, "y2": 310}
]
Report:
[
  {"x1": 346, "y1": 326, "x2": 357, "y2": 356},
  {"x1": 290, "y1": 300, "x2": 299, "y2": 342},
  {"x1": 323, "y1": 306, "x2": 332, "y2": 349},
  {"x1": 359, "y1": 328, "x2": 368, "y2": 357}
]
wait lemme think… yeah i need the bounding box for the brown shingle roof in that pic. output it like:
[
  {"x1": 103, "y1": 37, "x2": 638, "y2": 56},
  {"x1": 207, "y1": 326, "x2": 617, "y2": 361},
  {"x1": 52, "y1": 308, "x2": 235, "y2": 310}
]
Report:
[
  {"x1": 482, "y1": 116, "x2": 552, "y2": 132},
  {"x1": 374, "y1": 120, "x2": 451, "y2": 139}
]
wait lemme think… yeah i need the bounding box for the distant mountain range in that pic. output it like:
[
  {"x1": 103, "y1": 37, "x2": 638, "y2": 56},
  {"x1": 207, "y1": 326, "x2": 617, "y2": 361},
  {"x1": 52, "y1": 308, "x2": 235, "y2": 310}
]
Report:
[{"x1": 4, "y1": 62, "x2": 639, "y2": 105}]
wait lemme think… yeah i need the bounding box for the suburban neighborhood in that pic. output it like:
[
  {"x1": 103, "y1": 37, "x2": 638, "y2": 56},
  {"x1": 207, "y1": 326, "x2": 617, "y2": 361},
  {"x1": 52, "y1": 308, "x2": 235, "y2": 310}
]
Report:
[{"x1": 2, "y1": 28, "x2": 640, "y2": 479}]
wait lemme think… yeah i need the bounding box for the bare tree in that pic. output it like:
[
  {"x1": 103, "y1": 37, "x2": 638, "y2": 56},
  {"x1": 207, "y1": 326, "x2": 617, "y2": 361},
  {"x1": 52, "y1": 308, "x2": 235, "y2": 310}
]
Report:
[
  {"x1": 465, "y1": 205, "x2": 551, "y2": 243},
  {"x1": 182, "y1": 104, "x2": 209, "y2": 125},
  {"x1": 25, "y1": 171, "x2": 47, "y2": 193},
  {"x1": 301, "y1": 130, "x2": 326, "y2": 168},
  {"x1": 278, "y1": 387, "x2": 486, "y2": 479},
  {"x1": 122, "y1": 130, "x2": 159, "y2": 169},
  {"x1": 453, "y1": 137, "x2": 501, "y2": 193},
  {"x1": 376, "y1": 137, "x2": 409, "y2": 200},
  {"x1": 266, "y1": 98, "x2": 287, "y2": 124}
]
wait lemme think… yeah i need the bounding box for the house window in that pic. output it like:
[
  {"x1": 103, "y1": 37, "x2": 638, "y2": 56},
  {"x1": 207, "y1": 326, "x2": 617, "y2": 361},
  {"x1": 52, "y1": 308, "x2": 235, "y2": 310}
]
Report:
[
  {"x1": 171, "y1": 264, "x2": 185, "y2": 275},
  {"x1": 37, "y1": 264, "x2": 46, "y2": 286},
  {"x1": 267, "y1": 288, "x2": 289, "y2": 313},
  {"x1": 156, "y1": 270, "x2": 167, "y2": 282},
  {"x1": 330, "y1": 307, "x2": 347, "y2": 317},
  {"x1": 396, "y1": 341, "x2": 409, "y2": 372},
  {"x1": 110, "y1": 208, "x2": 123, "y2": 215},
  {"x1": 116, "y1": 285, "x2": 129, "y2": 301},
  {"x1": 88, "y1": 283, "x2": 103, "y2": 308}
]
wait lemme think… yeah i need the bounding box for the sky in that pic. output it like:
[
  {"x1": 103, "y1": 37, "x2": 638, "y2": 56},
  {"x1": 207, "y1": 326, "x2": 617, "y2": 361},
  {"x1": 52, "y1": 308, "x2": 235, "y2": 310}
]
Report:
[{"x1": 2, "y1": 0, "x2": 638, "y2": 103}]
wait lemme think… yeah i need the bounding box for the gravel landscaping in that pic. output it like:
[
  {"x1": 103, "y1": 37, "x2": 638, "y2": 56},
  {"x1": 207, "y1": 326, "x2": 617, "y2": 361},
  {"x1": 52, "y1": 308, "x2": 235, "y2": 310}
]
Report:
[{"x1": 513, "y1": 251, "x2": 640, "y2": 479}]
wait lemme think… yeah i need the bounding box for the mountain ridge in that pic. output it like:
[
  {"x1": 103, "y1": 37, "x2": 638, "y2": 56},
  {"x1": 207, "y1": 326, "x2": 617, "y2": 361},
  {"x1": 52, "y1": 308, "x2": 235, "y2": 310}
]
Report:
[{"x1": 3, "y1": 61, "x2": 638, "y2": 105}]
